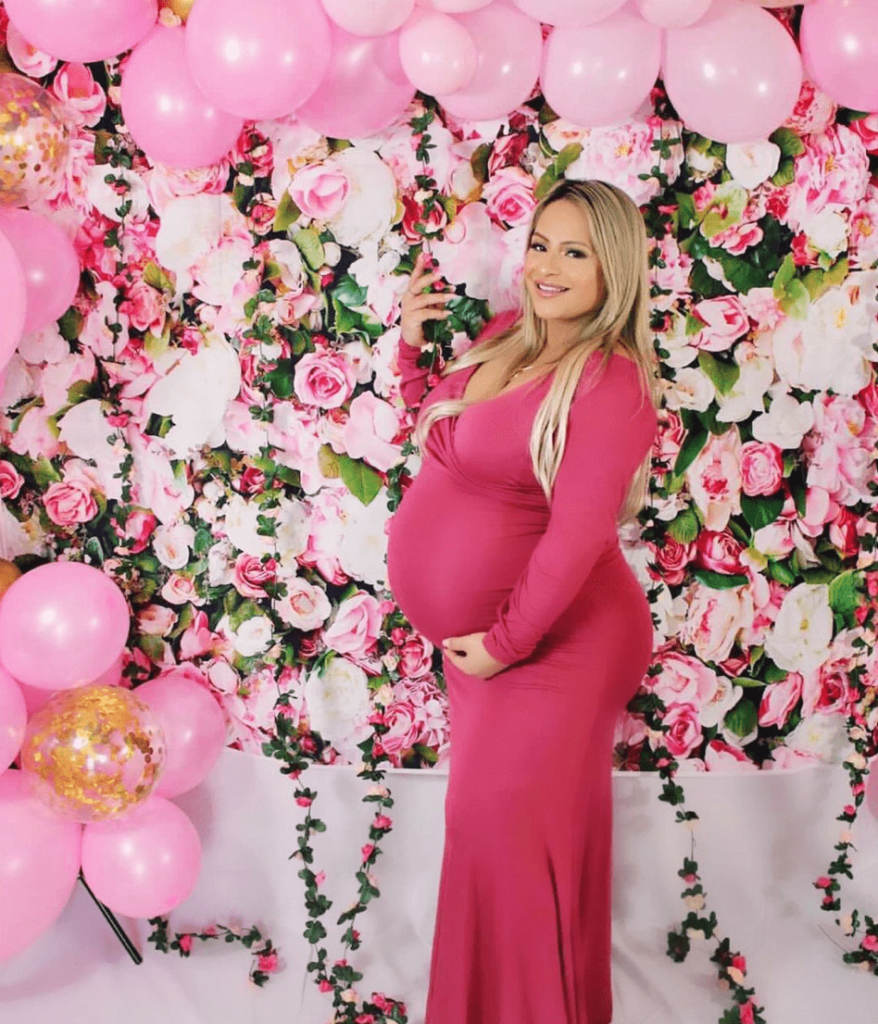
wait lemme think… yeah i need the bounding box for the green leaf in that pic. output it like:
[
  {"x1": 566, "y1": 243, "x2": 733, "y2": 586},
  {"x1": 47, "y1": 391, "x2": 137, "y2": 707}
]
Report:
[
  {"x1": 763, "y1": 660, "x2": 788, "y2": 683},
  {"x1": 667, "y1": 507, "x2": 700, "y2": 545},
  {"x1": 263, "y1": 359, "x2": 296, "y2": 399},
  {"x1": 724, "y1": 698, "x2": 758, "y2": 739},
  {"x1": 333, "y1": 274, "x2": 368, "y2": 308},
  {"x1": 337, "y1": 455, "x2": 383, "y2": 506},
  {"x1": 57, "y1": 307, "x2": 83, "y2": 342},
  {"x1": 32, "y1": 456, "x2": 62, "y2": 488},
  {"x1": 824, "y1": 257, "x2": 850, "y2": 290},
  {"x1": 413, "y1": 743, "x2": 439, "y2": 764},
  {"x1": 734, "y1": 676, "x2": 767, "y2": 689},
  {"x1": 692, "y1": 568, "x2": 750, "y2": 589},
  {"x1": 697, "y1": 351, "x2": 740, "y2": 397},
  {"x1": 685, "y1": 312, "x2": 705, "y2": 336},
  {"x1": 293, "y1": 228, "x2": 325, "y2": 271},
  {"x1": 273, "y1": 192, "x2": 301, "y2": 234},
  {"x1": 740, "y1": 492, "x2": 785, "y2": 531},
  {"x1": 770, "y1": 126, "x2": 806, "y2": 159},
  {"x1": 778, "y1": 278, "x2": 810, "y2": 320},
  {"x1": 767, "y1": 558, "x2": 797, "y2": 585},
  {"x1": 555, "y1": 142, "x2": 583, "y2": 175},
  {"x1": 828, "y1": 570, "x2": 862, "y2": 619},
  {"x1": 771, "y1": 157, "x2": 796, "y2": 188},
  {"x1": 534, "y1": 165, "x2": 560, "y2": 201},
  {"x1": 719, "y1": 254, "x2": 768, "y2": 294},
  {"x1": 772, "y1": 253, "x2": 796, "y2": 298},
  {"x1": 143, "y1": 261, "x2": 175, "y2": 294},
  {"x1": 673, "y1": 424, "x2": 709, "y2": 478},
  {"x1": 675, "y1": 192, "x2": 697, "y2": 232},
  {"x1": 470, "y1": 143, "x2": 491, "y2": 184},
  {"x1": 701, "y1": 184, "x2": 747, "y2": 239}
]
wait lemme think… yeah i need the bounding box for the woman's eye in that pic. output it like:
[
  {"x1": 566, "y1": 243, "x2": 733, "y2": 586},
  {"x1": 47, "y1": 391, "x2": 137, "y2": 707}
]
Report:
[
  {"x1": 566, "y1": 249, "x2": 586, "y2": 259},
  {"x1": 529, "y1": 241, "x2": 545, "y2": 251}
]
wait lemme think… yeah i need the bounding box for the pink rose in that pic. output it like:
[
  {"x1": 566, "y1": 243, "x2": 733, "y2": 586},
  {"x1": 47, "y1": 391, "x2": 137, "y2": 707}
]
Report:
[
  {"x1": 740, "y1": 1000, "x2": 756, "y2": 1024},
  {"x1": 695, "y1": 531, "x2": 745, "y2": 575},
  {"x1": 342, "y1": 392, "x2": 403, "y2": 472},
  {"x1": 398, "y1": 635, "x2": 434, "y2": 679},
  {"x1": 293, "y1": 350, "x2": 356, "y2": 410},
  {"x1": 649, "y1": 235, "x2": 693, "y2": 309},
  {"x1": 233, "y1": 553, "x2": 278, "y2": 599},
  {"x1": 650, "y1": 651, "x2": 720, "y2": 709},
  {"x1": 119, "y1": 278, "x2": 167, "y2": 336},
  {"x1": 740, "y1": 441, "x2": 784, "y2": 497},
  {"x1": 137, "y1": 604, "x2": 177, "y2": 636},
  {"x1": 178, "y1": 934, "x2": 193, "y2": 955},
  {"x1": 380, "y1": 699, "x2": 420, "y2": 759},
  {"x1": 482, "y1": 167, "x2": 536, "y2": 229},
  {"x1": 161, "y1": 573, "x2": 205, "y2": 607},
  {"x1": 758, "y1": 673, "x2": 803, "y2": 728},
  {"x1": 5, "y1": 22, "x2": 57, "y2": 77},
  {"x1": 661, "y1": 702, "x2": 703, "y2": 759},
  {"x1": 323, "y1": 591, "x2": 383, "y2": 659},
  {"x1": 690, "y1": 296, "x2": 749, "y2": 352},
  {"x1": 654, "y1": 537, "x2": 695, "y2": 587},
  {"x1": 847, "y1": 113, "x2": 878, "y2": 155},
  {"x1": 686, "y1": 430, "x2": 742, "y2": 532},
  {"x1": 785, "y1": 79, "x2": 837, "y2": 137},
  {"x1": 51, "y1": 62, "x2": 107, "y2": 128},
  {"x1": 400, "y1": 194, "x2": 448, "y2": 243},
  {"x1": 802, "y1": 661, "x2": 853, "y2": 718},
  {"x1": 257, "y1": 952, "x2": 279, "y2": 973},
  {"x1": 276, "y1": 577, "x2": 331, "y2": 631},
  {"x1": 43, "y1": 478, "x2": 98, "y2": 526},
  {"x1": 704, "y1": 739, "x2": 757, "y2": 772},
  {"x1": 652, "y1": 408, "x2": 685, "y2": 478},
  {"x1": 290, "y1": 163, "x2": 350, "y2": 220},
  {"x1": 0, "y1": 460, "x2": 24, "y2": 500},
  {"x1": 114, "y1": 508, "x2": 157, "y2": 554},
  {"x1": 487, "y1": 132, "x2": 529, "y2": 176}
]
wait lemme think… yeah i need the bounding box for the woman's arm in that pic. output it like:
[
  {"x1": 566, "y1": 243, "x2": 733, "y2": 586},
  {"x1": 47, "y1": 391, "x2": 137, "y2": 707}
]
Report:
[{"x1": 482, "y1": 356, "x2": 657, "y2": 667}]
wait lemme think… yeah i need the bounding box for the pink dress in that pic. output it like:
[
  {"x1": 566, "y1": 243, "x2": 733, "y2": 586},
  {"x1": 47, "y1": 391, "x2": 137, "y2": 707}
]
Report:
[{"x1": 386, "y1": 317, "x2": 658, "y2": 1024}]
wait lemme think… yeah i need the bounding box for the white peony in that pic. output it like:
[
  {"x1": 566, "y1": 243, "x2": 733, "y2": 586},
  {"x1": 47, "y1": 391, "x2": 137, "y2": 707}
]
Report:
[
  {"x1": 751, "y1": 389, "x2": 815, "y2": 450},
  {"x1": 700, "y1": 678, "x2": 744, "y2": 730},
  {"x1": 338, "y1": 488, "x2": 392, "y2": 589},
  {"x1": 784, "y1": 713, "x2": 853, "y2": 764},
  {"x1": 221, "y1": 494, "x2": 276, "y2": 558},
  {"x1": 303, "y1": 656, "x2": 372, "y2": 759},
  {"x1": 324, "y1": 147, "x2": 398, "y2": 249},
  {"x1": 725, "y1": 140, "x2": 781, "y2": 190},
  {"x1": 764, "y1": 583, "x2": 833, "y2": 674},
  {"x1": 804, "y1": 208, "x2": 849, "y2": 258},
  {"x1": 57, "y1": 399, "x2": 125, "y2": 501},
  {"x1": 230, "y1": 614, "x2": 273, "y2": 658}
]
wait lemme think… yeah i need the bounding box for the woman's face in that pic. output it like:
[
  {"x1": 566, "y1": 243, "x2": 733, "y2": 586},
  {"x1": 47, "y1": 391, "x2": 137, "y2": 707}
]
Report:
[{"x1": 523, "y1": 199, "x2": 605, "y2": 326}]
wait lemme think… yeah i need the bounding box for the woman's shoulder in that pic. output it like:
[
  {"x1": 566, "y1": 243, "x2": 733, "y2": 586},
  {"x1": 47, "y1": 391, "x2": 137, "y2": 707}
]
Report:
[
  {"x1": 575, "y1": 346, "x2": 656, "y2": 424},
  {"x1": 473, "y1": 307, "x2": 520, "y2": 345}
]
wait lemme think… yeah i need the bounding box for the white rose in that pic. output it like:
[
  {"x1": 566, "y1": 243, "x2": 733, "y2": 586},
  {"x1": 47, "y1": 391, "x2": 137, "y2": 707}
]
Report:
[
  {"x1": 143, "y1": 335, "x2": 242, "y2": 458},
  {"x1": 232, "y1": 615, "x2": 273, "y2": 657},
  {"x1": 265, "y1": 239, "x2": 306, "y2": 294},
  {"x1": 803, "y1": 208, "x2": 849, "y2": 258},
  {"x1": 0, "y1": 502, "x2": 48, "y2": 559},
  {"x1": 152, "y1": 521, "x2": 196, "y2": 570},
  {"x1": 324, "y1": 147, "x2": 398, "y2": 248},
  {"x1": 338, "y1": 489, "x2": 392, "y2": 589},
  {"x1": 751, "y1": 389, "x2": 815, "y2": 449},
  {"x1": 663, "y1": 367, "x2": 715, "y2": 412},
  {"x1": 276, "y1": 576, "x2": 332, "y2": 631},
  {"x1": 659, "y1": 314, "x2": 700, "y2": 369},
  {"x1": 784, "y1": 713, "x2": 853, "y2": 764},
  {"x1": 700, "y1": 678, "x2": 743, "y2": 730},
  {"x1": 715, "y1": 340, "x2": 774, "y2": 424},
  {"x1": 764, "y1": 583, "x2": 833, "y2": 673},
  {"x1": 725, "y1": 140, "x2": 781, "y2": 190},
  {"x1": 221, "y1": 494, "x2": 276, "y2": 558},
  {"x1": 303, "y1": 656, "x2": 372, "y2": 758},
  {"x1": 208, "y1": 537, "x2": 236, "y2": 586},
  {"x1": 276, "y1": 497, "x2": 310, "y2": 568},
  {"x1": 685, "y1": 144, "x2": 724, "y2": 181}
]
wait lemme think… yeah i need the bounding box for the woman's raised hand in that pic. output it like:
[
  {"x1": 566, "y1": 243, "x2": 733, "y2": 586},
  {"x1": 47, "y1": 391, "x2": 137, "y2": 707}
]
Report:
[{"x1": 400, "y1": 251, "x2": 453, "y2": 349}]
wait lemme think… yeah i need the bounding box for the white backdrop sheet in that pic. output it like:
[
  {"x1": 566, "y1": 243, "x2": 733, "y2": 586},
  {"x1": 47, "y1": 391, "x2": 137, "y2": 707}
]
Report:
[{"x1": 2, "y1": 749, "x2": 878, "y2": 1024}]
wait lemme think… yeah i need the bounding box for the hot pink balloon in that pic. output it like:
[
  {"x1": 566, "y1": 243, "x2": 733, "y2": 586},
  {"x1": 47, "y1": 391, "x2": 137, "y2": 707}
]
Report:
[
  {"x1": 81, "y1": 797, "x2": 201, "y2": 918},
  {"x1": 437, "y1": 4, "x2": 542, "y2": 121},
  {"x1": 186, "y1": 0, "x2": 331, "y2": 120},
  {"x1": 121, "y1": 27, "x2": 243, "y2": 169},
  {"x1": 4, "y1": 0, "x2": 157, "y2": 63},
  {"x1": 0, "y1": 771, "x2": 82, "y2": 963},
  {"x1": 513, "y1": 0, "x2": 626, "y2": 26},
  {"x1": 541, "y1": 12, "x2": 661, "y2": 128},
  {"x1": 135, "y1": 671, "x2": 226, "y2": 798},
  {"x1": 664, "y1": 4, "x2": 803, "y2": 143},
  {"x1": 636, "y1": 0, "x2": 714, "y2": 27},
  {"x1": 0, "y1": 562, "x2": 130, "y2": 691},
  {"x1": 801, "y1": 0, "x2": 878, "y2": 113},
  {"x1": 0, "y1": 668, "x2": 26, "y2": 776},
  {"x1": 0, "y1": 230, "x2": 27, "y2": 374},
  {"x1": 321, "y1": 0, "x2": 415, "y2": 35},
  {"x1": 296, "y1": 26, "x2": 415, "y2": 139},
  {"x1": 0, "y1": 209, "x2": 80, "y2": 335},
  {"x1": 399, "y1": 11, "x2": 478, "y2": 96}
]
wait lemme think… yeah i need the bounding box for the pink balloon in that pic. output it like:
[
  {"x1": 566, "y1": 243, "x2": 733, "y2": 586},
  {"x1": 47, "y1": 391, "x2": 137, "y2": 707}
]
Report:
[
  {"x1": 664, "y1": 4, "x2": 803, "y2": 143},
  {"x1": 0, "y1": 229, "x2": 27, "y2": 374},
  {"x1": 4, "y1": 0, "x2": 157, "y2": 63},
  {"x1": 0, "y1": 771, "x2": 82, "y2": 964},
  {"x1": 637, "y1": 0, "x2": 714, "y2": 27},
  {"x1": 801, "y1": 0, "x2": 878, "y2": 113},
  {"x1": 0, "y1": 209, "x2": 80, "y2": 335},
  {"x1": 121, "y1": 27, "x2": 243, "y2": 170},
  {"x1": 321, "y1": 0, "x2": 415, "y2": 35},
  {"x1": 135, "y1": 671, "x2": 226, "y2": 798},
  {"x1": 16, "y1": 653, "x2": 123, "y2": 720},
  {"x1": 428, "y1": 0, "x2": 492, "y2": 8},
  {"x1": 513, "y1": 0, "x2": 626, "y2": 26},
  {"x1": 399, "y1": 11, "x2": 478, "y2": 96},
  {"x1": 0, "y1": 668, "x2": 26, "y2": 776},
  {"x1": 0, "y1": 563, "x2": 130, "y2": 691},
  {"x1": 296, "y1": 25, "x2": 416, "y2": 139},
  {"x1": 541, "y1": 13, "x2": 662, "y2": 128},
  {"x1": 437, "y1": 4, "x2": 542, "y2": 121},
  {"x1": 185, "y1": 0, "x2": 331, "y2": 120},
  {"x1": 81, "y1": 797, "x2": 201, "y2": 918}
]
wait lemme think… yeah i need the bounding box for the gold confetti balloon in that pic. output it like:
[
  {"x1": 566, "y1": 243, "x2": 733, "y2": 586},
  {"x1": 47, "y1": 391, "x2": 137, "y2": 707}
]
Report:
[
  {"x1": 20, "y1": 685, "x2": 166, "y2": 823},
  {"x1": 0, "y1": 73, "x2": 70, "y2": 208}
]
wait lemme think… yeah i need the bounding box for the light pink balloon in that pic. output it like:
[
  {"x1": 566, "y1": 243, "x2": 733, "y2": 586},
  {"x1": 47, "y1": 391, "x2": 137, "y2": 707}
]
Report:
[
  {"x1": 0, "y1": 209, "x2": 80, "y2": 335},
  {"x1": 0, "y1": 668, "x2": 26, "y2": 776},
  {"x1": 637, "y1": 0, "x2": 714, "y2": 28},
  {"x1": 0, "y1": 230, "x2": 27, "y2": 374},
  {"x1": 81, "y1": 797, "x2": 201, "y2": 918},
  {"x1": 399, "y1": 10, "x2": 478, "y2": 96},
  {"x1": 428, "y1": 0, "x2": 492, "y2": 9},
  {"x1": 135, "y1": 671, "x2": 226, "y2": 798},
  {"x1": 296, "y1": 26, "x2": 415, "y2": 139},
  {"x1": 16, "y1": 654, "x2": 123, "y2": 720},
  {"x1": 541, "y1": 13, "x2": 661, "y2": 128},
  {"x1": 801, "y1": 0, "x2": 878, "y2": 113},
  {"x1": 513, "y1": 0, "x2": 626, "y2": 26},
  {"x1": 664, "y1": 4, "x2": 803, "y2": 143},
  {"x1": 321, "y1": 0, "x2": 415, "y2": 35},
  {"x1": 0, "y1": 563, "x2": 130, "y2": 691},
  {"x1": 437, "y1": 4, "x2": 542, "y2": 121},
  {"x1": 4, "y1": 0, "x2": 157, "y2": 63},
  {"x1": 186, "y1": 0, "x2": 331, "y2": 120},
  {"x1": 121, "y1": 27, "x2": 243, "y2": 170},
  {"x1": 0, "y1": 771, "x2": 82, "y2": 964}
]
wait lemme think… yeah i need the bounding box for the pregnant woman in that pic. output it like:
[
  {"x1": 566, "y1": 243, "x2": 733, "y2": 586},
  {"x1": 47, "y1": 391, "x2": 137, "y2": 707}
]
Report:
[{"x1": 386, "y1": 179, "x2": 659, "y2": 1024}]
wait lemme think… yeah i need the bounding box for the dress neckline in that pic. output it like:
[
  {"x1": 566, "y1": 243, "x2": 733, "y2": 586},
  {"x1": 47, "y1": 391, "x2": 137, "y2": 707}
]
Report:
[{"x1": 458, "y1": 361, "x2": 554, "y2": 410}]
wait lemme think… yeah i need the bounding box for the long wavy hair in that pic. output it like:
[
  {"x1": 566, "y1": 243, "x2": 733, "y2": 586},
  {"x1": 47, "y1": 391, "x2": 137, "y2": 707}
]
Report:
[{"x1": 415, "y1": 178, "x2": 659, "y2": 524}]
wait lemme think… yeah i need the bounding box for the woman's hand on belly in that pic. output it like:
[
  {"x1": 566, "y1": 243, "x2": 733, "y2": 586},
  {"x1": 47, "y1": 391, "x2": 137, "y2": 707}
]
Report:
[{"x1": 441, "y1": 632, "x2": 509, "y2": 679}]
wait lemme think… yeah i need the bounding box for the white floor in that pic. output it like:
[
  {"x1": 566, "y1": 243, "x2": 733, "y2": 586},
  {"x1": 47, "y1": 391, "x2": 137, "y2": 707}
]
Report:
[{"x1": 2, "y1": 749, "x2": 878, "y2": 1024}]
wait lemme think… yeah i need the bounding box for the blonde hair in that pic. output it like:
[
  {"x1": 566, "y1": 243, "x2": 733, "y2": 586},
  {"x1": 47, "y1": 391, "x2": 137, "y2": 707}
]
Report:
[{"x1": 415, "y1": 179, "x2": 659, "y2": 524}]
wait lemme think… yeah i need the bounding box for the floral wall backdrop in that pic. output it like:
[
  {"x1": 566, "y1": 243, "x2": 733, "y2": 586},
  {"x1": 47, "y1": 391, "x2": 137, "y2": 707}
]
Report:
[{"x1": 1, "y1": 7, "x2": 878, "y2": 812}]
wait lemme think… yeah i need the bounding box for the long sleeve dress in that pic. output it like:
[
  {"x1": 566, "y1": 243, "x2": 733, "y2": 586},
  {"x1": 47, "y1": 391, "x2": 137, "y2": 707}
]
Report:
[{"x1": 386, "y1": 315, "x2": 659, "y2": 1024}]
